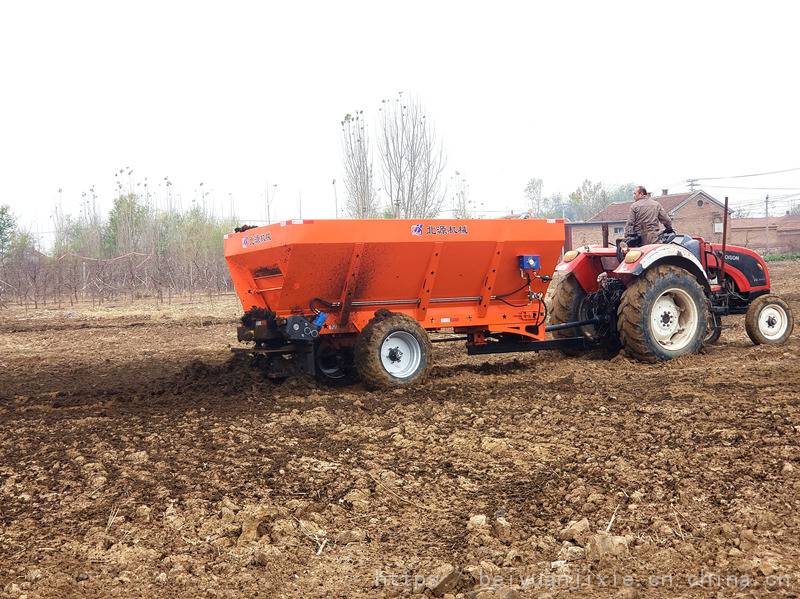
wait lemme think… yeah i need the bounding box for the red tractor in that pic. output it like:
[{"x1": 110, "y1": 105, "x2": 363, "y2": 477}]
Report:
[{"x1": 548, "y1": 230, "x2": 794, "y2": 361}]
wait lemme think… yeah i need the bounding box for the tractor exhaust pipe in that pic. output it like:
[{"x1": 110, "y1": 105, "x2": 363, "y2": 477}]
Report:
[{"x1": 720, "y1": 196, "x2": 729, "y2": 282}]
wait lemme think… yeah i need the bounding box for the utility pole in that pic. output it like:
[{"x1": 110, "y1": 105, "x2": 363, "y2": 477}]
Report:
[
  {"x1": 332, "y1": 178, "x2": 338, "y2": 218},
  {"x1": 265, "y1": 183, "x2": 278, "y2": 224},
  {"x1": 686, "y1": 178, "x2": 698, "y2": 192},
  {"x1": 265, "y1": 181, "x2": 271, "y2": 224},
  {"x1": 764, "y1": 194, "x2": 770, "y2": 255}
]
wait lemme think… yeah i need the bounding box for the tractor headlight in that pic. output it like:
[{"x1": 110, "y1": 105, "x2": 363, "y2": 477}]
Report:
[
  {"x1": 563, "y1": 250, "x2": 579, "y2": 262},
  {"x1": 624, "y1": 250, "x2": 643, "y2": 264}
]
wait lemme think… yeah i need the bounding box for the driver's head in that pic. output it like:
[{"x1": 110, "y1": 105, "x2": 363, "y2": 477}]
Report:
[{"x1": 633, "y1": 186, "x2": 647, "y2": 200}]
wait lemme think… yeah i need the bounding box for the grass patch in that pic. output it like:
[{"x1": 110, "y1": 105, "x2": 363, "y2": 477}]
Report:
[{"x1": 764, "y1": 253, "x2": 800, "y2": 262}]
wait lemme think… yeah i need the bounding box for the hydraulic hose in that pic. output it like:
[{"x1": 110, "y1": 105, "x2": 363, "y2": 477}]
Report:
[
  {"x1": 309, "y1": 297, "x2": 335, "y2": 314},
  {"x1": 496, "y1": 273, "x2": 533, "y2": 308}
]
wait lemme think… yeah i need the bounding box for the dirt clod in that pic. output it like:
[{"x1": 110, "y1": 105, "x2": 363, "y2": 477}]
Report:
[
  {"x1": 468, "y1": 514, "x2": 488, "y2": 530},
  {"x1": 558, "y1": 517, "x2": 591, "y2": 546},
  {"x1": 585, "y1": 532, "x2": 629, "y2": 560},
  {"x1": 426, "y1": 564, "x2": 460, "y2": 596}
]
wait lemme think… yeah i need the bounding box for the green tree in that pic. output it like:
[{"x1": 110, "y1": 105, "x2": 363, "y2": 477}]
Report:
[
  {"x1": 0, "y1": 205, "x2": 14, "y2": 258},
  {"x1": 103, "y1": 193, "x2": 150, "y2": 255},
  {"x1": 607, "y1": 182, "x2": 636, "y2": 205}
]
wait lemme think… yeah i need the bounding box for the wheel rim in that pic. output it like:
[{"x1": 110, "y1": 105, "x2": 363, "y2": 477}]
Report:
[
  {"x1": 758, "y1": 304, "x2": 788, "y2": 340},
  {"x1": 380, "y1": 331, "x2": 422, "y2": 379},
  {"x1": 649, "y1": 287, "x2": 699, "y2": 351}
]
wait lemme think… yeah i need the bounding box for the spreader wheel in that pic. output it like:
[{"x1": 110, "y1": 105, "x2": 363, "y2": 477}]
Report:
[
  {"x1": 745, "y1": 294, "x2": 794, "y2": 345},
  {"x1": 355, "y1": 311, "x2": 433, "y2": 389},
  {"x1": 618, "y1": 264, "x2": 708, "y2": 362},
  {"x1": 314, "y1": 340, "x2": 360, "y2": 387}
]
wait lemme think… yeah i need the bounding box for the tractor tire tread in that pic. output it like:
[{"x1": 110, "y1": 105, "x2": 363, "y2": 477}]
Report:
[
  {"x1": 744, "y1": 294, "x2": 794, "y2": 345},
  {"x1": 618, "y1": 264, "x2": 706, "y2": 362},
  {"x1": 547, "y1": 274, "x2": 584, "y2": 356}
]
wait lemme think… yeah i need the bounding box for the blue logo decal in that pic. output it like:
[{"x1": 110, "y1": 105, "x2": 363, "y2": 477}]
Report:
[{"x1": 411, "y1": 223, "x2": 423, "y2": 236}]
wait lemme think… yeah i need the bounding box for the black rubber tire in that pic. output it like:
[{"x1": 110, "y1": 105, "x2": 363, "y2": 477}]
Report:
[
  {"x1": 354, "y1": 311, "x2": 433, "y2": 390},
  {"x1": 314, "y1": 341, "x2": 360, "y2": 387},
  {"x1": 705, "y1": 312, "x2": 722, "y2": 345},
  {"x1": 547, "y1": 273, "x2": 592, "y2": 357},
  {"x1": 744, "y1": 294, "x2": 794, "y2": 345},
  {"x1": 617, "y1": 264, "x2": 708, "y2": 362}
]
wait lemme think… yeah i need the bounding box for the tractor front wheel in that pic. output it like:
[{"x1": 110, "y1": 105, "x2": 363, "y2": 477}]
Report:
[
  {"x1": 355, "y1": 311, "x2": 433, "y2": 389},
  {"x1": 745, "y1": 294, "x2": 794, "y2": 345},
  {"x1": 618, "y1": 264, "x2": 707, "y2": 362}
]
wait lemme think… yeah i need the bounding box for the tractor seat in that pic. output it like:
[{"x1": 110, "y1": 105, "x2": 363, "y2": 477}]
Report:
[{"x1": 673, "y1": 235, "x2": 702, "y2": 261}]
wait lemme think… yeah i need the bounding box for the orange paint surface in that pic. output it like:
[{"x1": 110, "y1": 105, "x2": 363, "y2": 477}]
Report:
[{"x1": 224, "y1": 219, "x2": 564, "y2": 340}]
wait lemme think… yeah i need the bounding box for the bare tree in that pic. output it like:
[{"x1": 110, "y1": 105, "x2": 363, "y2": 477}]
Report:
[
  {"x1": 568, "y1": 179, "x2": 611, "y2": 221},
  {"x1": 340, "y1": 112, "x2": 378, "y2": 218},
  {"x1": 524, "y1": 178, "x2": 544, "y2": 215},
  {"x1": 378, "y1": 93, "x2": 447, "y2": 218},
  {"x1": 450, "y1": 171, "x2": 471, "y2": 218}
]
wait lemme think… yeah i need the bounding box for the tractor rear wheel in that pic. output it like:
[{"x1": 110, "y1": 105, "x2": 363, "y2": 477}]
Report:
[
  {"x1": 547, "y1": 273, "x2": 603, "y2": 356},
  {"x1": 745, "y1": 294, "x2": 793, "y2": 345},
  {"x1": 618, "y1": 264, "x2": 707, "y2": 362},
  {"x1": 355, "y1": 311, "x2": 433, "y2": 389}
]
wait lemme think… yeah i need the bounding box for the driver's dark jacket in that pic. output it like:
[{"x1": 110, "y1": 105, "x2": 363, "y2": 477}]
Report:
[{"x1": 625, "y1": 196, "x2": 673, "y2": 245}]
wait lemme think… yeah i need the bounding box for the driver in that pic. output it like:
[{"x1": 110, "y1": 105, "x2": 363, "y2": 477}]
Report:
[{"x1": 625, "y1": 186, "x2": 673, "y2": 246}]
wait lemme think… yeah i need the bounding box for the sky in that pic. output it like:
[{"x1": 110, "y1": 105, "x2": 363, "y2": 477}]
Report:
[{"x1": 1, "y1": 0, "x2": 799, "y2": 246}]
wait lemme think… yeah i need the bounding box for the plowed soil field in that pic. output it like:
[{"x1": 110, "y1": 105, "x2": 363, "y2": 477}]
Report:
[{"x1": 1, "y1": 261, "x2": 799, "y2": 598}]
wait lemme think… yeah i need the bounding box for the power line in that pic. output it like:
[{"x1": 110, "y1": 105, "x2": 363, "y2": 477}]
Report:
[
  {"x1": 726, "y1": 191, "x2": 800, "y2": 203},
  {"x1": 728, "y1": 199, "x2": 794, "y2": 211},
  {"x1": 701, "y1": 184, "x2": 800, "y2": 191},
  {"x1": 692, "y1": 167, "x2": 800, "y2": 181}
]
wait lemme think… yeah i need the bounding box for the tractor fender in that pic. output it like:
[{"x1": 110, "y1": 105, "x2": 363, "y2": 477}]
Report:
[
  {"x1": 554, "y1": 250, "x2": 607, "y2": 293},
  {"x1": 614, "y1": 245, "x2": 711, "y2": 292}
]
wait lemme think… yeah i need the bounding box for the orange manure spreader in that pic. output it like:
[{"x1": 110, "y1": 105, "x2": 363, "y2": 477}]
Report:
[{"x1": 224, "y1": 218, "x2": 569, "y2": 388}]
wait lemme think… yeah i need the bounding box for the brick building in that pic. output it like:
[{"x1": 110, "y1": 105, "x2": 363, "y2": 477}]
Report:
[
  {"x1": 566, "y1": 190, "x2": 729, "y2": 248},
  {"x1": 729, "y1": 214, "x2": 800, "y2": 254}
]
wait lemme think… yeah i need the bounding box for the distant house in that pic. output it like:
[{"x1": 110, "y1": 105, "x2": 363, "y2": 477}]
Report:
[
  {"x1": 729, "y1": 214, "x2": 800, "y2": 254},
  {"x1": 566, "y1": 190, "x2": 730, "y2": 249}
]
